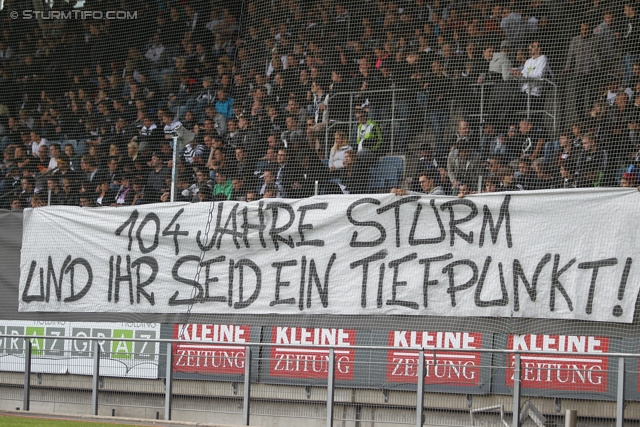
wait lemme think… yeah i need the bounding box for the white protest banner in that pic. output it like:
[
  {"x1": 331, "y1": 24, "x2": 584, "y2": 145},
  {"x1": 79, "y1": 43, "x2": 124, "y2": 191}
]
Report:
[{"x1": 18, "y1": 189, "x2": 640, "y2": 323}]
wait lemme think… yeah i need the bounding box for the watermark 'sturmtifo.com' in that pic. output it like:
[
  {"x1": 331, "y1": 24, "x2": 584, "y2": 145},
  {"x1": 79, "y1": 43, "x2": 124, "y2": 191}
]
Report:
[{"x1": 11, "y1": 10, "x2": 138, "y2": 20}]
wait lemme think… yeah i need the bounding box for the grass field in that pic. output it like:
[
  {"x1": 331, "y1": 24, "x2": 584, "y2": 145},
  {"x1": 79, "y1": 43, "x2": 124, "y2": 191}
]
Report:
[{"x1": 0, "y1": 415, "x2": 161, "y2": 427}]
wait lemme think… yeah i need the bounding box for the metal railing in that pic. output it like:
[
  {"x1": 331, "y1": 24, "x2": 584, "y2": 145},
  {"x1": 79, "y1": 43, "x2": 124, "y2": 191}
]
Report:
[
  {"x1": 0, "y1": 333, "x2": 636, "y2": 427},
  {"x1": 468, "y1": 78, "x2": 558, "y2": 137},
  {"x1": 324, "y1": 78, "x2": 558, "y2": 157}
]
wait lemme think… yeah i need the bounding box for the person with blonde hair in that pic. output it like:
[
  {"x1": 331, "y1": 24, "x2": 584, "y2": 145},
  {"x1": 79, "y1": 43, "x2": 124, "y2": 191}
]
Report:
[{"x1": 328, "y1": 130, "x2": 353, "y2": 171}]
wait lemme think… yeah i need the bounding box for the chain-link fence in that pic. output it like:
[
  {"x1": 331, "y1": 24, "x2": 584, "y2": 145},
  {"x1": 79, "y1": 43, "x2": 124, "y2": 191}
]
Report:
[{"x1": 1, "y1": 333, "x2": 639, "y2": 427}]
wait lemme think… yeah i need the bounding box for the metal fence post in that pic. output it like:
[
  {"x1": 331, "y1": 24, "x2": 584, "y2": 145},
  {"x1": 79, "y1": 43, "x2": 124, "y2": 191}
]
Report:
[
  {"x1": 616, "y1": 357, "x2": 625, "y2": 427},
  {"x1": 91, "y1": 341, "x2": 100, "y2": 416},
  {"x1": 23, "y1": 339, "x2": 31, "y2": 411},
  {"x1": 553, "y1": 82, "x2": 558, "y2": 139},
  {"x1": 327, "y1": 348, "x2": 335, "y2": 427},
  {"x1": 390, "y1": 88, "x2": 396, "y2": 154},
  {"x1": 479, "y1": 84, "x2": 485, "y2": 123},
  {"x1": 512, "y1": 354, "x2": 521, "y2": 427},
  {"x1": 416, "y1": 349, "x2": 425, "y2": 427},
  {"x1": 565, "y1": 409, "x2": 577, "y2": 427},
  {"x1": 164, "y1": 342, "x2": 173, "y2": 420},
  {"x1": 348, "y1": 93, "x2": 353, "y2": 143},
  {"x1": 243, "y1": 346, "x2": 252, "y2": 426}
]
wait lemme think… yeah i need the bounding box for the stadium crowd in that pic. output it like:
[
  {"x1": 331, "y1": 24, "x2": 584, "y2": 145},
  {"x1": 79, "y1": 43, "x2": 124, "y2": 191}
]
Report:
[{"x1": 1, "y1": 0, "x2": 640, "y2": 209}]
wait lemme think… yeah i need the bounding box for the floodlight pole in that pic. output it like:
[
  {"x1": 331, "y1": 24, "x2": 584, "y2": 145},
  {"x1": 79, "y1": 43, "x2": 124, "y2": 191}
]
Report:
[{"x1": 170, "y1": 134, "x2": 178, "y2": 202}]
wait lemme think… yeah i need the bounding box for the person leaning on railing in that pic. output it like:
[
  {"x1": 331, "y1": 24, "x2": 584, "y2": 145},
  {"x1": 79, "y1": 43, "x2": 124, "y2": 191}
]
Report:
[{"x1": 510, "y1": 40, "x2": 552, "y2": 114}]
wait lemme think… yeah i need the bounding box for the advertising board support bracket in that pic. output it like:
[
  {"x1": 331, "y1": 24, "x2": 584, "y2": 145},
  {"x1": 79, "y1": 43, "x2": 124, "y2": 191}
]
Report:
[
  {"x1": 327, "y1": 348, "x2": 335, "y2": 427},
  {"x1": 22, "y1": 338, "x2": 31, "y2": 411},
  {"x1": 512, "y1": 354, "x2": 521, "y2": 427},
  {"x1": 416, "y1": 349, "x2": 425, "y2": 427},
  {"x1": 243, "y1": 346, "x2": 252, "y2": 426},
  {"x1": 91, "y1": 343, "x2": 100, "y2": 415},
  {"x1": 616, "y1": 357, "x2": 625, "y2": 427},
  {"x1": 164, "y1": 342, "x2": 173, "y2": 421},
  {"x1": 565, "y1": 409, "x2": 577, "y2": 427}
]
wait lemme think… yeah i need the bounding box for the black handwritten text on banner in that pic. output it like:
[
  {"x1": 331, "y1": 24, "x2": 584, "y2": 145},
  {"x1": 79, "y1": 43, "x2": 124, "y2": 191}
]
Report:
[{"x1": 18, "y1": 190, "x2": 640, "y2": 322}]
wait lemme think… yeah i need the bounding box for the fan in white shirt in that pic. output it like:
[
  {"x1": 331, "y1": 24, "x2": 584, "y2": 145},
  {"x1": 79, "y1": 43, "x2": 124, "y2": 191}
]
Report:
[{"x1": 510, "y1": 41, "x2": 552, "y2": 98}]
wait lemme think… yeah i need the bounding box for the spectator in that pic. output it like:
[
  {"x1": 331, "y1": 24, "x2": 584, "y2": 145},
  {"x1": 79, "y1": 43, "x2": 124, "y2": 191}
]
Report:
[
  {"x1": 213, "y1": 167, "x2": 233, "y2": 200},
  {"x1": 620, "y1": 172, "x2": 637, "y2": 187},
  {"x1": 29, "y1": 130, "x2": 48, "y2": 159},
  {"x1": 449, "y1": 120, "x2": 478, "y2": 159},
  {"x1": 259, "y1": 168, "x2": 281, "y2": 197},
  {"x1": 20, "y1": 176, "x2": 36, "y2": 206},
  {"x1": 511, "y1": 41, "x2": 552, "y2": 113},
  {"x1": 483, "y1": 175, "x2": 502, "y2": 193},
  {"x1": 604, "y1": 93, "x2": 634, "y2": 163},
  {"x1": 308, "y1": 80, "x2": 330, "y2": 156},
  {"x1": 518, "y1": 118, "x2": 546, "y2": 161},
  {"x1": 274, "y1": 148, "x2": 295, "y2": 198},
  {"x1": 337, "y1": 150, "x2": 371, "y2": 195},
  {"x1": 95, "y1": 178, "x2": 117, "y2": 206},
  {"x1": 447, "y1": 139, "x2": 484, "y2": 191},
  {"x1": 182, "y1": 136, "x2": 205, "y2": 165},
  {"x1": 575, "y1": 132, "x2": 607, "y2": 187},
  {"x1": 585, "y1": 101, "x2": 606, "y2": 137},
  {"x1": 532, "y1": 159, "x2": 559, "y2": 189},
  {"x1": 9, "y1": 198, "x2": 22, "y2": 211},
  {"x1": 564, "y1": 22, "x2": 600, "y2": 120},
  {"x1": 215, "y1": 88, "x2": 235, "y2": 120},
  {"x1": 355, "y1": 110, "x2": 383, "y2": 154},
  {"x1": 80, "y1": 154, "x2": 108, "y2": 192},
  {"x1": 594, "y1": 11, "x2": 616, "y2": 73},
  {"x1": 328, "y1": 130, "x2": 353, "y2": 171},
  {"x1": 43, "y1": 178, "x2": 63, "y2": 205},
  {"x1": 231, "y1": 176, "x2": 248, "y2": 201},
  {"x1": 146, "y1": 152, "x2": 170, "y2": 204},
  {"x1": 30, "y1": 194, "x2": 46, "y2": 208},
  {"x1": 263, "y1": 182, "x2": 280, "y2": 199},
  {"x1": 281, "y1": 115, "x2": 304, "y2": 149},
  {"x1": 557, "y1": 131, "x2": 580, "y2": 178},
  {"x1": 232, "y1": 146, "x2": 256, "y2": 190},
  {"x1": 486, "y1": 41, "x2": 516, "y2": 124},
  {"x1": 514, "y1": 158, "x2": 537, "y2": 190},
  {"x1": 391, "y1": 169, "x2": 445, "y2": 196},
  {"x1": 139, "y1": 115, "x2": 162, "y2": 153},
  {"x1": 428, "y1": 60, "x2": 452, "y2": 163},
  {"x1": 46, "y1": 143, "x2": 61, "y2": 173},
  {"x1": 59, "y1": 177, "x2": 79, "y2": 206},
  {"x1": 289, "y1": 148, "x2": 327, "y2": 198}
]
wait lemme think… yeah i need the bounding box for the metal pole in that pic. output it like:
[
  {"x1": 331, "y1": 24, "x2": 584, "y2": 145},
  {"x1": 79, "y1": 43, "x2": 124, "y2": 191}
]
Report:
[
  {"x1": 416, "y1": 349, "x2": 425, "y2": 427},
  {"x1": 553, "y1": 82, "x2": 558, "y2": 140},
  {"x1": 23, "y1": 339, "x2": 31, "y2": 411},
  {"x1": 47, "y1": 189, "x2": 51, "y2": 206},
  {"x1": 324, "y1": 98, "x2": 330, "y2": 160},
  {"x1": 164, "y1": 342, "x2": 173, "y2": 420},
  {"x1": 526, "y1": 90, "x2": 531, "y2": 120},
  {"x1": 565, "y1": 409, "x2": 577, "y2": 427},
  {"x1": 348, "y1": 93, "x2": 353, "y2": 143},
  {"x1": 314, "y1": 180, "x2": 319, "y2": 196},
  {"x1": 170, "y1": 135, "x2": 178, "y2": 202},
  {"x1": 327, "y1": 348, "x2": 335, "y2": 427},
  {"x1": 477, "y1": 174, "x2": 482, "y2": 194},
  {"x1": 512, "y1": 354, "x2": 521, "y2": 427},
  {"x1": 242, "y1": 346, "x2": 252, "y2": 426},
  {"x1": 390, "y1": 88, "x2": 396, "y2": 154},
  {"x1": 480, "y1": 84, "x2": 484, "y2": 123},
  {"x1": 616, "y1": 357, "x2": 625, "y2": 427},
  {"x1": 91, "y1": 342, "x2": 100, "y2": 416}
]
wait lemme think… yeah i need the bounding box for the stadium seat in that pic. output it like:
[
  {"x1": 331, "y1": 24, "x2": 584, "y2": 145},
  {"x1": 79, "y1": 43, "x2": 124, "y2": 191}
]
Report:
[{"x1": 367, "y1": 155, "x2": 404, "y2": 193}]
